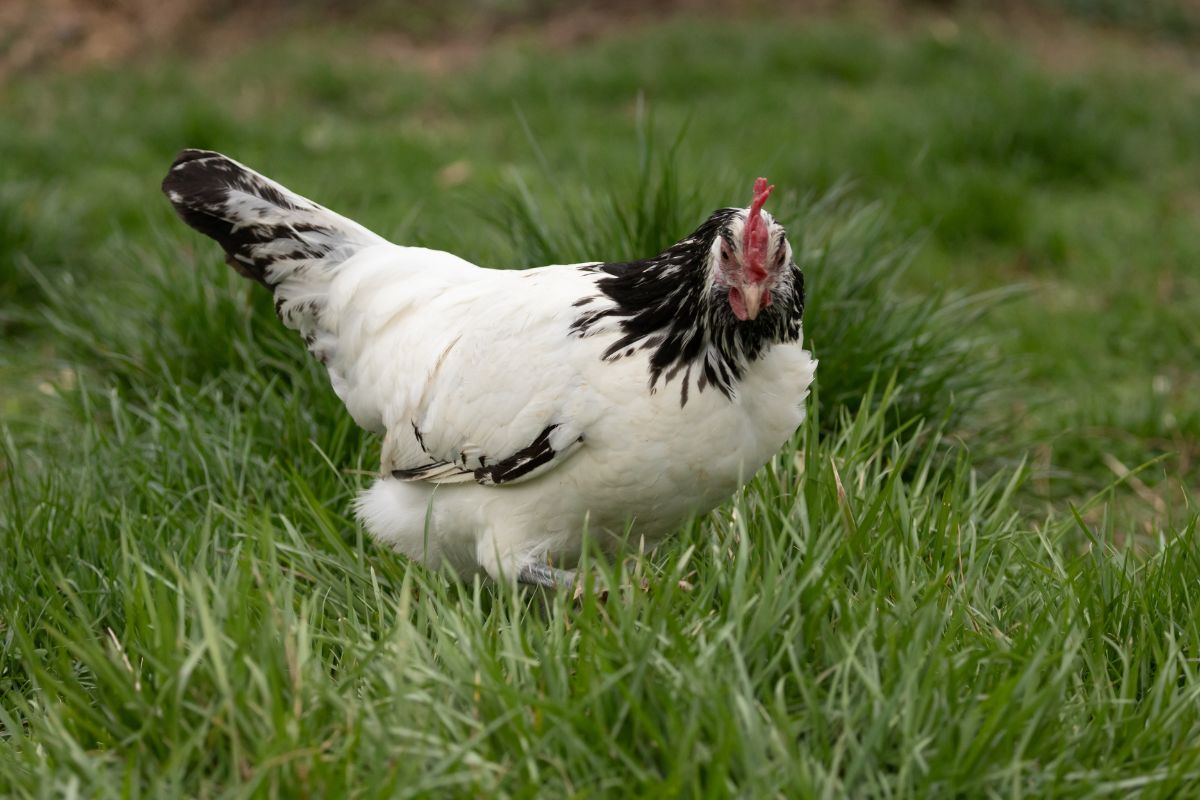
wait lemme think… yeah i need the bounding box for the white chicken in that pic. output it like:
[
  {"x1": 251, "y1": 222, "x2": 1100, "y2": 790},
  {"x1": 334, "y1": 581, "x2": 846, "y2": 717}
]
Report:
[{"x1": 163, "y1": 150, "x2": 816, "y2": 588}]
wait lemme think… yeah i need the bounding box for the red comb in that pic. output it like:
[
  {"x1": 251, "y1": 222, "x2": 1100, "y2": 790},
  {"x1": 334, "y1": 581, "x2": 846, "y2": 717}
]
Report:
[
  {"x1": 749, "y1": 177, "x2": 773, "y2": 219},
  {"x1": 743, "y1": 177, "x2": 775, "y2": 283}
]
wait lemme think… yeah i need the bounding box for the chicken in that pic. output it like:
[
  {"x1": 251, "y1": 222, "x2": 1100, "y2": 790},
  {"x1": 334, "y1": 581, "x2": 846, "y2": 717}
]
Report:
[{"x1": 162, "y1": 150, "x2": 816, "y2": 588}]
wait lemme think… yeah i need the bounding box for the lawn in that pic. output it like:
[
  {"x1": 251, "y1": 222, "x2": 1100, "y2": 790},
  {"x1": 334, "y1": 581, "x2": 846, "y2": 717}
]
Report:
[{"x1": 1, "y1": 4, "x2": 1198, "y2": 797}]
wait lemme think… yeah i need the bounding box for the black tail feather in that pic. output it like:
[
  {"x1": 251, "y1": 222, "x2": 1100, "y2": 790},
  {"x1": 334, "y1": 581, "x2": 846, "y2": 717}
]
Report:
[
  {"x1": 162, "y1": 149, "x2": 386, "y2": 338},
  {"x1": 163, "y1": 149, "x2": 332, "y2": 286}
]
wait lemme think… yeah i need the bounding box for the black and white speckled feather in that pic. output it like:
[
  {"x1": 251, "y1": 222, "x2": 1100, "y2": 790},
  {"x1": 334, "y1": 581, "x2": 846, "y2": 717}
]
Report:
[
  {"x1": 162, "y1": 149, "x2": 386, "y2": 362},
  {"x1": 392, "y1": 422, "x2": 584, "y2": 486},
  {"x1": 572, "y1": 209, "x2": 805, "y2": 404}
]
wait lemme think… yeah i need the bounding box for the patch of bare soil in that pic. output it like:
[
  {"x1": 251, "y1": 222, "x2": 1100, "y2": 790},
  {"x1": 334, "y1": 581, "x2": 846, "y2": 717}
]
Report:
[
  {"x1": 1, "y1": 0, "x2": 196, "y2": 78},
  {"x1": 0, "y1": 0, "x2": 846, "y2": 82},
  {"x1": 1, "y1": 0, "x2": 1197, "y2": 85}
]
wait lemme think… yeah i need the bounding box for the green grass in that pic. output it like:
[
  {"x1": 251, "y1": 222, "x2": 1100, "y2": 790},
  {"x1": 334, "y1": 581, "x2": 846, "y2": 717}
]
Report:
[
  {"x1": 1, "y1": 8, "x2": 1199, "y2": 797},
  {"x1": 1039, "y1": 0, "x2": 1200, "y2": 39}
]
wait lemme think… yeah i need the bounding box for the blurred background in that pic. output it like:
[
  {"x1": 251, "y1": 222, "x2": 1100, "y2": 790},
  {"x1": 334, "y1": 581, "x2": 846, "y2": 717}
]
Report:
[
  {"x1": 2, "y1": 0, "x2": 1198, "y2": 518},
  {"x1": 4, "y1": 0, "x2": 1200, "y2": 78}
]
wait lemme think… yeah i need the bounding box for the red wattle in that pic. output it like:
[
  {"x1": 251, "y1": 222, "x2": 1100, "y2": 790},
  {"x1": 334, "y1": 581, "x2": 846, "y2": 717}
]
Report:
[{"x1": 729, "y1": 286, "x2": 749, "y2": 320}]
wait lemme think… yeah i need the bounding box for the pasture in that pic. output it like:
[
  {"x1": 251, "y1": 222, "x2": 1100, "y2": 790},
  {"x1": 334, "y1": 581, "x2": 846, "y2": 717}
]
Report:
[{"x1": 1, "y1": 4, "x2": 1198, "y2": 796}]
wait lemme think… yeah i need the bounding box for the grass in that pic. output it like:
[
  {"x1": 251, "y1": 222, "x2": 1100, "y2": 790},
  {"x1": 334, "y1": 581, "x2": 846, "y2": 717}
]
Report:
[
  {"x1": 1038, "y1": 0, "x2": 1200, "y2": 40},
  {"x1": 1, "y1": 6, "x2": 1199, "y2": 797}
]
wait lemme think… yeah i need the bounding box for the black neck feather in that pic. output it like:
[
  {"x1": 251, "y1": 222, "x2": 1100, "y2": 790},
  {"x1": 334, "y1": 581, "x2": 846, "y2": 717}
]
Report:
[{"x1": 571, "y1": 209, "x2": 805, "y2": 404}]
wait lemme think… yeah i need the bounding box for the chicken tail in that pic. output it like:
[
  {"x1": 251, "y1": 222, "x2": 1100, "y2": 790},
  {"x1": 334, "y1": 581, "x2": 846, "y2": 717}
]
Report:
[{"x1": 162, "y1": 149, "x2": 387, "y2": 346}]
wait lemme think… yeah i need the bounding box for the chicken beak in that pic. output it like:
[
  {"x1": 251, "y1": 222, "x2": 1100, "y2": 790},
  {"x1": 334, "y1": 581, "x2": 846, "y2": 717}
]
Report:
[{"x1": 740, "y1": 281, "x2": 766, "y2": 321}]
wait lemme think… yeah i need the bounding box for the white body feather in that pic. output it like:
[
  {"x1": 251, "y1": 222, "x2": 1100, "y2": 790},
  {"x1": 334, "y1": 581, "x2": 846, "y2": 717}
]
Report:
[{"x1": 329, "y1": 244, "x2": 816, "y2": 578}]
